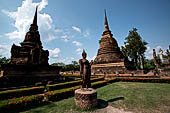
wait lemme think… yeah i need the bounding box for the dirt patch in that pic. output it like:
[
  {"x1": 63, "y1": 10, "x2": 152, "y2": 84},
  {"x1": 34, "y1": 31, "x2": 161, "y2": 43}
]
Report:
[{"x1": 95, "y1": 105, "x2": 133, "y2": 113}]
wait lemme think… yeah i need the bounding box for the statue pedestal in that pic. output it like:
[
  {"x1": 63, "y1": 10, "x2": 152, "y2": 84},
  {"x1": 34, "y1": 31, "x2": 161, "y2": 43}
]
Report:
[{"x1": 75, "y1": 88, "x2": 97, "y2": 108}]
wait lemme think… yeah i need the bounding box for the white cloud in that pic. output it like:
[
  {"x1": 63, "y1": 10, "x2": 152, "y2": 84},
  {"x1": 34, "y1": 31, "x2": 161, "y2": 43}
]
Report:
[
  {"x1": 57, "y1": 57, "x2": 76, "y2": 64},
  {"x1": 83, "y1": 30, "x2": 90, "y2": 37},
  {"x1": 76, "y1": 48, "x2": 83, "y2": 55},
  {"x1": 0, "y1": 44, "x2": 10, "y2": 57},
  {"x1": 72, "y1": 40, "x2": 82, "y2": 47},
  {"x1": 1, "y1": 0, "x2": 60, "y2": 42},
  {"x1": 145, "y1": 46, "x2": 165, "y2": 59},
  {"x1": 61, "y1": 35, "x2": 69, "y2": 42},
  {"x1": 49, "y1": 48, "x2": 60, "y2": 58},
  {"x1": 48, "y1": 47, "x2": 60, "y2": 64},
  {"x1": 87, "y1": 56, "x2": 96, "y2": 61},
  {"x1": 72, "y1": 26, "x2": 81, "y2": 33},
  {"x1": 145, "y1": 46, "x2": 152, "y2": 59},
  {"x1": 156, "y1": 45, "x2": 162, "y2": 50}
]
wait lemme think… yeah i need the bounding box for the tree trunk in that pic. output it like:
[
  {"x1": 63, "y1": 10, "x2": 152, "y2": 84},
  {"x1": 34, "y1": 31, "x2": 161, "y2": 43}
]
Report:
[
  {"x1": 135, "y1": 56, "x2": 138, "y2": 70},
  {"x1": 139, "y1": 55, "x2": 144, "y2": 70}
]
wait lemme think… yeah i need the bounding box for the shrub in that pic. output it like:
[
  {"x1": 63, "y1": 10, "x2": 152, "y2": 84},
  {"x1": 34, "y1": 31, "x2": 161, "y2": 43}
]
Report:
[
  {"x1": 92, "y1": 81, "x2": 107, "y2": 88},
  {"x1": 0, "y1": 94, "x2": 44, "y2": 113},
  {"x1": 47, "y1": 80, "x2": 81, "y2": 91},
  {"x1": 115, "y1": 77, "x2": 170, "y2": 83},
  {"x1": 46, "y1": 86, "x2": 80, "y2": 101},
  {"x1": 0, "y1": 86, "x2": 45, "y2": 100},
  {"x1": 47, "y1": 77, "x2": 104, "y2": 91}
]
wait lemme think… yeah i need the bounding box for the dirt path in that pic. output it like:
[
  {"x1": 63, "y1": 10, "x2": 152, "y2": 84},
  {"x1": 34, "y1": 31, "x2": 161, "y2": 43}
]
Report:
[
  {"x1": 95, "y1": 105, "x2": 133, "y2": 113},
  {"x1": 68, "y1": 105, "x2": 133, "y2": 113}
]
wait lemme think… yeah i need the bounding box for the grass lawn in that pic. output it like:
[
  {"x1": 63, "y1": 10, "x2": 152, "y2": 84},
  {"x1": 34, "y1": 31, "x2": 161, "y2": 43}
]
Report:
[{"x1": 21, "y1": 82, "x2": 170, "y2": 113}]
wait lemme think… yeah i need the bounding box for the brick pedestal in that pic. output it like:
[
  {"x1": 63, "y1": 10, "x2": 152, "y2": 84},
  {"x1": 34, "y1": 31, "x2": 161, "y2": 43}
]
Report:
[{"x1": 75, "y1": 88, "x2": 97, "y2": 108}]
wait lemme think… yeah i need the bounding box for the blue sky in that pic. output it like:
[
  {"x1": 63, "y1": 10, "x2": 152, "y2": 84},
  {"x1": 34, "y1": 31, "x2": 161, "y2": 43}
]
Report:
[{"x1": 0, "y1": 0, "x2": 170, "y2": 64}]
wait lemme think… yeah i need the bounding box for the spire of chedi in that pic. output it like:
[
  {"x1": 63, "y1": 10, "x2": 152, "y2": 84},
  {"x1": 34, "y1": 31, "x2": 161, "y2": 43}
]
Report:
[
  {"x1": 104, "y1": 9, "x2": 109, "y2": 32},
  {"x1": 103, "y1": 10, "x2": 112, "y2": 36},
  {"x1": 32, "y1": 6, "x2": 38, "y2": 25}
]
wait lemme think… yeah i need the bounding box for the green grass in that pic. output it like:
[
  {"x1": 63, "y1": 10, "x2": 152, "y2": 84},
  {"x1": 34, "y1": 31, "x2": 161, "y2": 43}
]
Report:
[
  {"x1": 98, "y1": 82, "x2": 170, "y2": 113},
  {"x1": 21, "y1": 82, "x2": 170, "y2": 113}
]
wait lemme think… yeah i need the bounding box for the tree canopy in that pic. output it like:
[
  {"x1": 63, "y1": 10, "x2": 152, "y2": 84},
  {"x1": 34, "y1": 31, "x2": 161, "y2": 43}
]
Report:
[
  {"x1": 51, "y1": 61, "x2": 79, "y2": 72},
  {"x1": 121, "y1": 28, "x2": 148, "y2": 69},
  {"x1": 0, "y1": 56, "x2": 10, "y2": 64}
]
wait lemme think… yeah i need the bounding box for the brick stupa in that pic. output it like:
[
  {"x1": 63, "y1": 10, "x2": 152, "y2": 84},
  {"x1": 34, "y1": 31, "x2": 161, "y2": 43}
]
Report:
[
  {"x1": 92, "y1": 10, "x2": 128, "y2": 74},
  {"x1": 0, "y1": 7, "x2": 61, "y2": 87},
  {"x1": 10, "y1": 6, "x2": 48, "y2": 65}
]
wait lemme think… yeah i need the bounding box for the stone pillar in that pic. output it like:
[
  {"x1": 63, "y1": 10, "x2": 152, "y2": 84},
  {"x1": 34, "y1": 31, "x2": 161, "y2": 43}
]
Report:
[
  {"x1": 159, "y1": 48, "x2": 164, "y2": 64},
  {"x1": 153, "y1": 49, "x2": 158, "y2": 68},
  {"x1": 75, "y1": 88, "x2": 97, "y2": 108},
  {"x1": 159, "y1": 48, "x2": 169, "y2": 64},
  {"x1": 0, "y1": 70, "x2": 4, "y2": 77}
]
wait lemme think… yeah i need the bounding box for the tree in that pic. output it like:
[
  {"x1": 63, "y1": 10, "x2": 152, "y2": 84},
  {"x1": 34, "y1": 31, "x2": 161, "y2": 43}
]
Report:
[
  {"x1": 51, "y1": 61, "x2": 80, "y2": 72},
  {"x1": 144, "y1": 59, "x2": 155, "y2": 70},
  {"x1": 0, "y1": 56, "x2": 10, "y2": 64},
  {"x1": 72, "y1": 61, "x2": 78, "y2": 66},
  {"x1": 121, "y1": 28, "x2": 148, "y2": 69},
  {"x1": 51, "y1": 62, "x2": 65, "y2": 67}
]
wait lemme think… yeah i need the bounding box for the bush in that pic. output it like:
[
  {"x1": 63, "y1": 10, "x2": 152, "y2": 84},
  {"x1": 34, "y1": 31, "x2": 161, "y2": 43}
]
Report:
[
  {"x1": 92, "y1": 81, "x2": 107, "y2": 88},
  {"x1": 0, "y1": 86, "x2": 45, "y2": 100},
  {"x1": 0, "y1": 94, "x2": 44, "y2": 113},
  {"x1": 46, "y1": 86, "x2": 80, "y2": 101},
  {"x1": 115, "y1": 77, "x2": 170, "y2": 83},
  {"x1": 47, "y1": 80, "x2": 81, "y2": 91},
  {"x1": 47, "y1": 77, "x2": 104, "y2": 91}
]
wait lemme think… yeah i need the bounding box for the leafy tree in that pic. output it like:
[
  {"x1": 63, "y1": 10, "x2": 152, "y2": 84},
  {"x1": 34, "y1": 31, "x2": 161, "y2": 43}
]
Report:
[
  {"x1": 121, "y1": 28, "x2": 148, "y2": 69},
  {"x1": 72, "y1": 61, "x2": 78, "y2": 66},
  {"x1": 51, "y1": 61, "x2": 79, "y2": 72},
  {"x1": 0, "y1": 56, "x2": 10, "y2": 64},
  {"x1": 51, "y1": 62, "x2": 65, "y2": 67},
  {"x1": 144, "y1": 59, "x2": 155, "y2": 70}
]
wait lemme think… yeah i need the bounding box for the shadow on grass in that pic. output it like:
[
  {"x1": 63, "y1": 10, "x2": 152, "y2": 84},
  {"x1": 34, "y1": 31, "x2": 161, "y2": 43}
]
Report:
[{"x1": 97, "y1": 97, "x2": 124, "y2": 109}]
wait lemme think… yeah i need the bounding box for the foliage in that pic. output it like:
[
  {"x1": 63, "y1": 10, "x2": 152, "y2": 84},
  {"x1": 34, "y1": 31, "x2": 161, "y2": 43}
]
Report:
[
  {"x1": 51, "y1": 62, "x2": 65, "y2": 67},
  {"x1": 47, "y1": 77, "x2": 104, "y2": 91},
  {"x1": 0, "y1": 86, "x2": 45, "y2": 100},
  {"x1": 121, "y1": 28, "x2": 148, "y2": 69},
  {"x1": 47, "y1": 80, "x2": 81, "y2": 91},
  {"x1": 51, "y1": 61, "x2": 80, "y2": 72},
  {"x1": 0, "y1": 56, "x2": 10, "y2": 64},
  {"x1": 46, "y1": 86, "x2": 80, "y2": 101},
  {"x1": 115, "y1": 77, "x2": 170, "y2": 83},
  {"x1": 0, "y1": 94, "x2": 44, "y2": 113},
  {"x1": 144, "y1": 59, "x2": 155, "y2": 70}
]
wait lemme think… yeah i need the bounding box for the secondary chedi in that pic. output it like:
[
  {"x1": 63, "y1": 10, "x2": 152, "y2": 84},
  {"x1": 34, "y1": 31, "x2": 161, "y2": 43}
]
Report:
[
  {"x1": 0, "y1": 7, "x2": 60, "y2": 88},
  {"x1": 92, "y1": 10, "x2": 129, "y2": 74},
  {"x1": 11, "y1": 6, "x2": 48, "y2": 65}
]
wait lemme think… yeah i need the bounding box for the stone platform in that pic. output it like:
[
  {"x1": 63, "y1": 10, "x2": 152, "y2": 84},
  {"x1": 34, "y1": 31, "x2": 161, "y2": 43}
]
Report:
[
  {"x1": 0, "y1": 64, "x2": 61, "y2": 88},
  {"x1": 75, "y1": 88, "x2": 97, "y2": 108}
]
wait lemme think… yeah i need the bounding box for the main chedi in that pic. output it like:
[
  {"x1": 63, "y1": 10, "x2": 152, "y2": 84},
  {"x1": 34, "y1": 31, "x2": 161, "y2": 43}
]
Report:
[
  {"x1": 92, "y1": 10, "x2": 128, "y2": 74},
  {"x1": 11, "y1": 6, "x2": 49, "y2": 65}
]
